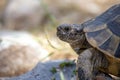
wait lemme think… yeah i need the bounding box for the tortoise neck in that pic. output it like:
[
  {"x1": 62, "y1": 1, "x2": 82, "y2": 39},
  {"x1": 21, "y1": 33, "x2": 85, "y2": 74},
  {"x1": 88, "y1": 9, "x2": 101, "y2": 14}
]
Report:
[{"x1": 70, "y1": 34, "x2": 91, "y2": 55}]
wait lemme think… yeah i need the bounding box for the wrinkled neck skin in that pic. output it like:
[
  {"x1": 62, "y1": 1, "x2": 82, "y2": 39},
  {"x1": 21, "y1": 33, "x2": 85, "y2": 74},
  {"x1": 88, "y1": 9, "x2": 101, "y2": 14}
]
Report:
[{"x1": 69, "y1": 34, "x2": 91, "y2": 55}]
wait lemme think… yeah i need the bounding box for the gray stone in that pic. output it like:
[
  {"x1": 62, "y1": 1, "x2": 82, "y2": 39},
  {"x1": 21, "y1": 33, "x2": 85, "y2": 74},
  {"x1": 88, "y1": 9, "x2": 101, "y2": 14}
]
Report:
[
  {"x1": 9, "y1": 60, "x2": 76, "y2": 80},
  {"x1": 0, "y1": 31, "x2": 49, "y2": 77}
]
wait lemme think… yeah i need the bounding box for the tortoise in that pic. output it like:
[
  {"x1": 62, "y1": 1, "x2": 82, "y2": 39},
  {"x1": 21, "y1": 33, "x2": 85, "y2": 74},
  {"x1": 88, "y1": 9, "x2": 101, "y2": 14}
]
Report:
[{"x1": 57, "y1": 4, "x2": 120, "y2": 80}]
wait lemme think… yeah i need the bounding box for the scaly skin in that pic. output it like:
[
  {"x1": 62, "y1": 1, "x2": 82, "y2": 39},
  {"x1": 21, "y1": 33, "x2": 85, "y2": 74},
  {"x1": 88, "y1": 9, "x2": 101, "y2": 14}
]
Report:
[{"x1": 57, "y1": 24, "x2": 114, "y2": 80}]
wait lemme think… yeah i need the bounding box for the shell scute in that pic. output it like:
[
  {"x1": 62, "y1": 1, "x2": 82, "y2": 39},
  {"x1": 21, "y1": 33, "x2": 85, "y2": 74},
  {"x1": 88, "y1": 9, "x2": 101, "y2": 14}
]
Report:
[{"x1": 84, "y1": 4, "x2": 120, "y2": 57}]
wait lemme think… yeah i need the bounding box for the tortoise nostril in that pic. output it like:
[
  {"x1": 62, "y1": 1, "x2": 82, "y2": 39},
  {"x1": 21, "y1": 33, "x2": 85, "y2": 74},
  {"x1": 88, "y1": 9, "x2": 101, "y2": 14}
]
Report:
[{"x1": 57, "y1": 26, "x2": 61, "y2": 31}]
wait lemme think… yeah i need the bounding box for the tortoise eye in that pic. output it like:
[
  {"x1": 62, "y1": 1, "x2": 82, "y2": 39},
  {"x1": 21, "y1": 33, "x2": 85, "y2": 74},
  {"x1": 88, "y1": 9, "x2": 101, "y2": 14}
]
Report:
[{"x1": 76, "y1": 29, "x2": 83, "y2": 33}]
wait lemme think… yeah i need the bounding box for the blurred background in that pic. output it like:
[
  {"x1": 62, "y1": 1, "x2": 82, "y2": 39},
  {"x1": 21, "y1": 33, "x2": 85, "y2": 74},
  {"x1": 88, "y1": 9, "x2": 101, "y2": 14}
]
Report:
[{"x1": 0, "y1": 0, "x2": 119, "y2": 78}]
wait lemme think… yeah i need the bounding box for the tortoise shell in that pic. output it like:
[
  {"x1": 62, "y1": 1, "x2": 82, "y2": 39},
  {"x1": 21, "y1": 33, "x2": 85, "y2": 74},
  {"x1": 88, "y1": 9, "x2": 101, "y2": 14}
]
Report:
[{"x1": 83, "y1": 4, "x2": 120, "y2": 58}]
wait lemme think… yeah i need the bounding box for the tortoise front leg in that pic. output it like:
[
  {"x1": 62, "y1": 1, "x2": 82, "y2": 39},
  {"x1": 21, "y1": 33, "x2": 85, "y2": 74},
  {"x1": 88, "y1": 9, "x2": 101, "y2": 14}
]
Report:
[
  {"x1": 76, "y1": 48, "x2": 94, "y2": 80},
  {"x1": 76, "y1": 48, "x2": 113, "y2": 80}
]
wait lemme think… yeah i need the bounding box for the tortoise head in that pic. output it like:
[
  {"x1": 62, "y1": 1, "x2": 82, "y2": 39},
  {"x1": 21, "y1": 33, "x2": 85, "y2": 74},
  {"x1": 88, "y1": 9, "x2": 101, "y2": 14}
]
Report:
[
  {"x1": 57, "y1": 24, "x2": 87, "y2": 54},
  {"x1": 57, "y1": 24, "x2": 84, "y2": 43}
]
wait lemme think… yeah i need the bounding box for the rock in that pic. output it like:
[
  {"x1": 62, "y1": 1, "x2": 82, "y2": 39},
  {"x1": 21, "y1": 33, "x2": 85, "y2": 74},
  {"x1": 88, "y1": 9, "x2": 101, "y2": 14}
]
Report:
[
  {"x1": 0, "y1": 30, "x2": 49, "y2": 77},
  {"x1": 4, "y1": 0, "x2": 44, "y2": 30},
  {"x1": 1, "y1": 60, "x2": 119, "y2": 80},
  {"x1": 9, "y1": 60, "x2": 76, "y2": 80}
]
